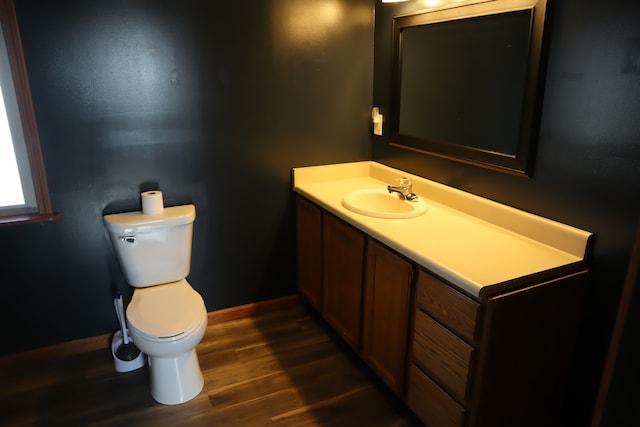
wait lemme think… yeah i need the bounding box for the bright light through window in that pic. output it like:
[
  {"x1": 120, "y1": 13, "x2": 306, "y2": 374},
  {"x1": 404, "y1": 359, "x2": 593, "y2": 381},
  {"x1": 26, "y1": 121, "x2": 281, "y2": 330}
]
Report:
[
  {"x1": 0, "y1": 12, "x2": 39, "y2": 218},
  {"x1": 0, "y1": 81, "x2": 25, "y2": 207},
  {"x1": 0, "y1": 0, "x2": 55, "y2": 224}
]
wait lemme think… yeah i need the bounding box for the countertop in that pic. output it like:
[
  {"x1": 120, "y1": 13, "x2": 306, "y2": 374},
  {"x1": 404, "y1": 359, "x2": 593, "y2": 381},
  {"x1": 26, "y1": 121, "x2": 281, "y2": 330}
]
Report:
[{"x1": 293, "y1": 161, "x2": 592, "y2": 298}]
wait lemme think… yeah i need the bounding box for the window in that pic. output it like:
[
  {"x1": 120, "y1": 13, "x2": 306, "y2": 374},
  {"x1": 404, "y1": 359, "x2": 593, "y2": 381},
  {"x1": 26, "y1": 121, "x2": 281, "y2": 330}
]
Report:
[{"x1": 0, "y1": 0, "x2": 57, "y2": 225}]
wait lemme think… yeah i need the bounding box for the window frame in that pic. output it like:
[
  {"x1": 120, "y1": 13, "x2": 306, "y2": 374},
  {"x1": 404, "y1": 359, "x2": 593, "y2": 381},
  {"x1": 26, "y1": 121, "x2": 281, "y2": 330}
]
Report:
[{"x1": 0, "y1": 0, "x2": 57, "y2": 226}]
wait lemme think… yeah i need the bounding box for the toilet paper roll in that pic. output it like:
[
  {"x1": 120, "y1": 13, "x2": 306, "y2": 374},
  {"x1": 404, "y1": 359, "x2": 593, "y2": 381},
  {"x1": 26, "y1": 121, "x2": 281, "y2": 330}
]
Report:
[{"x1": 141, "y1": 190, "x2": 164, "y2": 215}]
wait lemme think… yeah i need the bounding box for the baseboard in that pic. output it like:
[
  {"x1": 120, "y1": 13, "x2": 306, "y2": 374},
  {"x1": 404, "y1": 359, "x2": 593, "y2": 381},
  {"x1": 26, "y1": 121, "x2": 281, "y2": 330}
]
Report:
[
  {"x1": 0, "y1": 294, "x2": 300, "y2": 370},
  {"x1": 207, "y1": 294, "x2": 301, "y2": 324}
]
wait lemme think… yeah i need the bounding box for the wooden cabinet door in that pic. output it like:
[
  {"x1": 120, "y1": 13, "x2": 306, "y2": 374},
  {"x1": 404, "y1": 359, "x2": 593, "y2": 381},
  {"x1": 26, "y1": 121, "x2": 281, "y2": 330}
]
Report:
[
  {"x1": 362, "y1": 240, "x2": 413, "y2": 396},
  {"x1": 322, "y1": 213, "x2": 365, "y2": 352},
  {"x1": 296, "y1": 196, "x2": 323, "y2": 312}
]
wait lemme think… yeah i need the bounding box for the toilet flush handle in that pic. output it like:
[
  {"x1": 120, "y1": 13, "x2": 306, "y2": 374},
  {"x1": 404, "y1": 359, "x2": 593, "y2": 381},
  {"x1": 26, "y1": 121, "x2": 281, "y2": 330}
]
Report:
[{"x1": 118, "y1": 235, "x2": 135, "y2": 244}]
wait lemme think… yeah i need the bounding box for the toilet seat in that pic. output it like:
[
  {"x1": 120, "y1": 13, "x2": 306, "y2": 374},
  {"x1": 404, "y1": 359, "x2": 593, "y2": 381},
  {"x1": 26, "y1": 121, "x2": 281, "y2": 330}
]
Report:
[{"x1": 127, "y1": 279, "x2": 206, "y2": 342}]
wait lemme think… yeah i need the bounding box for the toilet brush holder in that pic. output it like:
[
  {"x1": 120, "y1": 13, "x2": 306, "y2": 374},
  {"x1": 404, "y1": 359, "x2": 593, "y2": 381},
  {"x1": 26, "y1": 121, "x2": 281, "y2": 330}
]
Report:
[{"x1": 112, "y1": 329, "x2": 146, "y2": 373}]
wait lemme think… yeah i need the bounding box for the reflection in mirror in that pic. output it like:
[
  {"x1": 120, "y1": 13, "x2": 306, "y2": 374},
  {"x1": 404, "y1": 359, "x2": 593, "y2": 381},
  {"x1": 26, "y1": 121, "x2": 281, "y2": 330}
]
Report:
[{"x1": 389, "y1": 0, "x2": 550, "y2": 177}]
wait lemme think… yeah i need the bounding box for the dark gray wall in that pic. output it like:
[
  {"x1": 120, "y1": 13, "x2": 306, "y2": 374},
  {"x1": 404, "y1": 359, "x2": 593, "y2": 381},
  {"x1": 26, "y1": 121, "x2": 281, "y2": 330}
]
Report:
[
  {"x1": 0, "y1": 0, "x2": 373, "y2": 355},
  {"x1": 373, "y1": 1, "x2": 640, "y2": 426},
  {"x1": 3, "y1": 0, "x2": 639, "y2": 424}
]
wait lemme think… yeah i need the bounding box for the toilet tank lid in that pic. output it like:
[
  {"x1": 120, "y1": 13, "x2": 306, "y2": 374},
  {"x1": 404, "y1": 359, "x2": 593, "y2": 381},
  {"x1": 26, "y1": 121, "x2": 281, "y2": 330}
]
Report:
[{"x1": 103, "y1": 204, "x2": 195, "y2": 234}]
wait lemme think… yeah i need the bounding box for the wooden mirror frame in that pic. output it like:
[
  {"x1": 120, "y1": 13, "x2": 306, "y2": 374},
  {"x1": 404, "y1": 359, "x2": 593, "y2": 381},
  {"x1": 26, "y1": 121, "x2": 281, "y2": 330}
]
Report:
[{"x1": 388, "y1": 0, "x2": 551, "y2": 177}]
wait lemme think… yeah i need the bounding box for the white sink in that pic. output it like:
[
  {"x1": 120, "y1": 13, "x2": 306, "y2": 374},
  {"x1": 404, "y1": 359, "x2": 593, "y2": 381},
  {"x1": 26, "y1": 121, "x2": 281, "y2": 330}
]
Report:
[{"x1": 341, "y1": 189, "x2": 428, "y2": 219}]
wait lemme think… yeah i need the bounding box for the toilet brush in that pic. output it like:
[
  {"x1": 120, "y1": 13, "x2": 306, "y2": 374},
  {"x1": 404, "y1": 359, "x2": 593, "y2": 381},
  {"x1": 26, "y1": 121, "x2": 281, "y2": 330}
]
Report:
[{"x1": 113, "y1": 292, "x2": 141, "y2": 361}]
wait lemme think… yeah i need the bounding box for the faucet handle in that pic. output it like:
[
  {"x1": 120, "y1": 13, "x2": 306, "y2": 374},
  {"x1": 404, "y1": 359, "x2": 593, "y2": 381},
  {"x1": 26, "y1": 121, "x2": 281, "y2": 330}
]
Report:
[{"x1": 397, "y1": 177, "x2": 411, "y2": 187}]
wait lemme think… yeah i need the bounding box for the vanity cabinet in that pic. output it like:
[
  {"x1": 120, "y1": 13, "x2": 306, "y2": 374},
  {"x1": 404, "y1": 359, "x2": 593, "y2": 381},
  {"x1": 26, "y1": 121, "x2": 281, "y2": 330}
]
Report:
[
  {"x1": 296, "y1": 196, "x2": 413, "y2": 394},
  {"x1": 295, "y1": 194, "x2": 588, "y2": 427},
  {"x1": 296, "y1": 196, "x2": 366, "y2": 352},
  {"x1": 408, "y1": 268, "x2": 587, "y2": 427}
]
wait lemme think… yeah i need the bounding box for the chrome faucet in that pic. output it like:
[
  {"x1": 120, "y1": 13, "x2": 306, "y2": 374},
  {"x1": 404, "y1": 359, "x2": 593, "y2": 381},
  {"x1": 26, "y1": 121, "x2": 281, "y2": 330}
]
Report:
[{"x1": 387, "y1": 177, "x2": 418, "y2": 201}]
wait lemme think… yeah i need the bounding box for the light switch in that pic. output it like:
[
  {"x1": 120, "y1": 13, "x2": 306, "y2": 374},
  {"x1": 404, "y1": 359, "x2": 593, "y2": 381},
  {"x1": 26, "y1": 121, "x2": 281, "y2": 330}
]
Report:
[{"x1": 372, "y1": 107, "x2": 383, "y2": 136}]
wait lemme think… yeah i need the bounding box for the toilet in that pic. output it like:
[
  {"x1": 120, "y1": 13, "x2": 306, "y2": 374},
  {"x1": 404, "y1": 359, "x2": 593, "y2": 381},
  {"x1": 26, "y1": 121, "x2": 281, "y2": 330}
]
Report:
[{"x1": 104, "y1": 203, "x2": 207, "y2": 405}]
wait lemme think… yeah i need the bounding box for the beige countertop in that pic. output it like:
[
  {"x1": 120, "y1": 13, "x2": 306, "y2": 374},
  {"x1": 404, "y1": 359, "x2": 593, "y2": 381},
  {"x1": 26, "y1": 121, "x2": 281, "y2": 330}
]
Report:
[{"x1": 293, "y1": 161, "x2": 592, "y2": 298}]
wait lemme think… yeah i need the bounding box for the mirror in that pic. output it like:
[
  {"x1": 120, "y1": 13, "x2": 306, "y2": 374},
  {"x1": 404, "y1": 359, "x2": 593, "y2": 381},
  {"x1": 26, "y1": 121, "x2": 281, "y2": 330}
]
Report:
[{"x1": 389, "y1": 0, "x2": 550, "y2": 177}]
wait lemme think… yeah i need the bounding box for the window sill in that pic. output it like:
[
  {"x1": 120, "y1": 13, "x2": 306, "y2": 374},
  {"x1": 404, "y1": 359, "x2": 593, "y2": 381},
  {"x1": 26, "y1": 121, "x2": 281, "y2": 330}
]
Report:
[{"x1": 0, "y1": 212, "x2": 60, "y2": 226}]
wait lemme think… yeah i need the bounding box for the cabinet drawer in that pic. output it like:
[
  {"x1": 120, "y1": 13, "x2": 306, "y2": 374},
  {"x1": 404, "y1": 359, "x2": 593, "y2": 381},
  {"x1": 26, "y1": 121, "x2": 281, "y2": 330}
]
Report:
[
  {"x1": 413, "y1": 310, "x2": 474, "y2": 402},
  {"x1": 407, "y1": 363, "x2": 466, "y2": 427},
  {"x1": 416, "y1": 269, "x2": 479, "y2": 343}
]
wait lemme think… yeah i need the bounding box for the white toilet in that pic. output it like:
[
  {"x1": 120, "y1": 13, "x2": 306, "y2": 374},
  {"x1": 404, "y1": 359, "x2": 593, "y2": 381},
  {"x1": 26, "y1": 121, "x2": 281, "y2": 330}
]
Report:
[{"x1": 104, "y1": 203, "x2": 207, "y2": 405}]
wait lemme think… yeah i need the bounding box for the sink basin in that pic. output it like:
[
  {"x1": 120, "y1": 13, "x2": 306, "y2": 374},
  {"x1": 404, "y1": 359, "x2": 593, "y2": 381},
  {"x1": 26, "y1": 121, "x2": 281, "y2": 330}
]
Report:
[{"x1": 341, "y1": 189, "x2": 428, "y2": 219}]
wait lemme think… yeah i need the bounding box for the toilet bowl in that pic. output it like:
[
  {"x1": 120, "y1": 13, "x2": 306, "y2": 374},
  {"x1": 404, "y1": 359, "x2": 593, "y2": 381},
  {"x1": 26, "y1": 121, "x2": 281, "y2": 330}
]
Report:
[
  {"x1": 127, "y1": 279, "x2": 207, "y2": 405},
  {"x1": 104, "y1": 202, "x2": 207, "y2": 405}
]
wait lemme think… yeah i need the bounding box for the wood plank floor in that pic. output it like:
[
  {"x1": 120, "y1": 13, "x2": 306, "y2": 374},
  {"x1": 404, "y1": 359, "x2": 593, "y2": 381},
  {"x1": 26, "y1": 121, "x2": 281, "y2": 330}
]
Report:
[{"x1": 0, "y1": 305, "x2": 422, "y2": 426}]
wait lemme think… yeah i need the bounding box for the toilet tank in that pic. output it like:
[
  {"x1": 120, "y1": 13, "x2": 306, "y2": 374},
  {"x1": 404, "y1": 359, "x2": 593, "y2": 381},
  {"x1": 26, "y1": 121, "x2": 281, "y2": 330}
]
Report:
[{"x1": 103, "y1": 204, "x2": 196, "y2": 288}]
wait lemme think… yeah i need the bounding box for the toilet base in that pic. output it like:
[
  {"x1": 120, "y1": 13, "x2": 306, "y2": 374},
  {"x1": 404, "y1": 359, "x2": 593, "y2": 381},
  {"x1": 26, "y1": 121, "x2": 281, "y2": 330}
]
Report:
[{"x1": 148, "y1": 349, "x2": 204, "y2": 405}]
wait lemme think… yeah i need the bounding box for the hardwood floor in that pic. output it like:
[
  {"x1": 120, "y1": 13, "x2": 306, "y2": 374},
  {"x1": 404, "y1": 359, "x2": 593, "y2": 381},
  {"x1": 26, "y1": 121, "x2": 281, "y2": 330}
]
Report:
[{"x1": 0, "y1": 305, "x2": 422, "y2": 426}]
